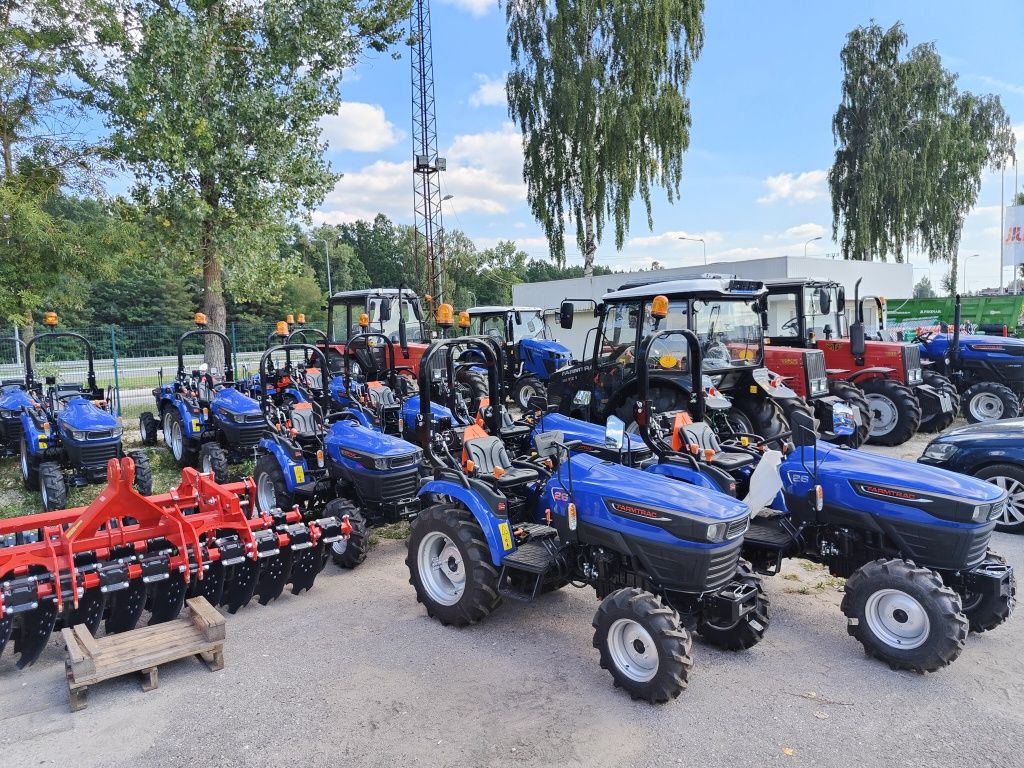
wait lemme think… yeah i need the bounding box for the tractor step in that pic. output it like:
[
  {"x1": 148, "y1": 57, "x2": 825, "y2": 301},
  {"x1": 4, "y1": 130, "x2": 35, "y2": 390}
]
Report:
[
  {"x1": 498, "y1": 532, "x2": 565, "y2": 602},
  {"x1": 743, "y1": 519, "x2": 800, "y2": 575},
  {"x1": 745, "y1": 521, "x2": 798, "y2": 549}
]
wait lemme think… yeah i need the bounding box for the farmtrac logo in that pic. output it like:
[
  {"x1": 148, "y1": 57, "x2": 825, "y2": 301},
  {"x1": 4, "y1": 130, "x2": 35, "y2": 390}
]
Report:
[{"x1": 858, "y1": 484, "x2": 930, "y2": 503}]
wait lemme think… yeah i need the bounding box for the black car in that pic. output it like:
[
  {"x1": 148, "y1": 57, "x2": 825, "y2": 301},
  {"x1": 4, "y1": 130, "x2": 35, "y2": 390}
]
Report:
[{"x1": 919, "y1": 418, "x2": 1024, "y2": 533}]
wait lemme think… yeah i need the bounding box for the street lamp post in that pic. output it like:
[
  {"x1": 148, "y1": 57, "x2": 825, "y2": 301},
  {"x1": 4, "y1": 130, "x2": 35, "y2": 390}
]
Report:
[
  {"x1": 677, "y1": 236, "x2": 707, "y2": 266},
  {"x1": 961, "y1": 254, "x2": 980, "y2": 295},
  {"x1": 804, "y1": 236, "x2": 823, "y2": 257},
  {"x1": 313, "y1": 237, "x2": 332, "y2": 295}
]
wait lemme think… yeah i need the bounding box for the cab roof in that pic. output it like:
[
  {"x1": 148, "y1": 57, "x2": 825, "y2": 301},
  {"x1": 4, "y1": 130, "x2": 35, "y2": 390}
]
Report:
[
  {"x1": 466, "y1": 305, "x2": 542, "y2": 315},
  {"x1": 763, "y1": 278, "x2": 839, "y2": 290},
  {"x1": 329, "y1": 288, "x2": 420, "y2": 300},
  {"x1": 605, "y1": 277, "x2": 766, "y2": 301}
]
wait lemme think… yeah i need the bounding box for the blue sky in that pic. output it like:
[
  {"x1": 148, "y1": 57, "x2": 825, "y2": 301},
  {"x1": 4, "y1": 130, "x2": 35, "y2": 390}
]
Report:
[{"x1": 317, "y1": 0, "x2": 1024, "y2": 292}]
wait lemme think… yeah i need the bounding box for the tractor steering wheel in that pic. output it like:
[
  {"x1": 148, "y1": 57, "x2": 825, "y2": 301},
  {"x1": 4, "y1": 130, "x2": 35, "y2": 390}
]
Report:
[{"x1": 782, "y1": 317, "x2": 799, "y2": 333}]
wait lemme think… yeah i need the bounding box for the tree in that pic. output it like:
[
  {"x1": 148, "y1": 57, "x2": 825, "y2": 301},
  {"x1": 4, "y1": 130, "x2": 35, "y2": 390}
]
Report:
[
  {"x1": 913, "y1": 275, "x2": 935, "y2": 298},
  {"x1": 506, "y1": 1, "x2": 704, "y2": 276},
  {"x1": 829, "y1": 22, "x2": 1015, "y2": 267},
  {"x1": 337, "y1": 214, "x2": 410, "y2": 289},
  {"x1": 97, "y1": 0, "x2": 409, "y2": 362}
]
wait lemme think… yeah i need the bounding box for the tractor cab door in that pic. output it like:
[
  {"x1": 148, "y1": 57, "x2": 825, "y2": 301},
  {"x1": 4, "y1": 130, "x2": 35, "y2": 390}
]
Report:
[{"x1": 764, "y1": 289, "x2": 805, "y2": 346}]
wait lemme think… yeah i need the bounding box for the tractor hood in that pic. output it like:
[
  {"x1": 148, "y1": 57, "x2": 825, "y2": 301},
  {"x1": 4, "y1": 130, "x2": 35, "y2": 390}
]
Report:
[
  {"x1": 556, "y1": 451, "x2": 749, "y2": 524},
  {"x1": 520, "y1": 338, "x2": 572, "y2": 359},
  {"x1": 57, "y1": 397, "x2": 119, "y2": 431},
  {"x1": 0, "y1": 386, "x2": 34, "y2": 413},
  {"x1": 921, "y1": 333, "x2": 1024, "y2": 359},
  {"x1": 212, "y1": 386, "x2": 261, "y2": 415},
  {"x1": 326, "y1": 419, "x2": 422, "y2": 462},
  {"x1": 531, "y1": 411, "x2": 649, "y2": 454}
]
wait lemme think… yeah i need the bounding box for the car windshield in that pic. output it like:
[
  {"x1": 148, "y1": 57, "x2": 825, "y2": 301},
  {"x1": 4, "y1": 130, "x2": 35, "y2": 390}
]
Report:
[
  {"x1": 331, "y1": 298, "x2": 424, "y2": 343},
  {"x1": 692, "y1": 298, "x2": 762, "y2": 370}
]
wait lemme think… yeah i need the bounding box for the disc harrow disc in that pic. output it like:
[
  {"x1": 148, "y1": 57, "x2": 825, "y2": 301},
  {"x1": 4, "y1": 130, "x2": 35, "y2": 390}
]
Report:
[
  {"x1": 194, "y1": 561, "x2": 226, "y2": 607},
  {"x1": 255, "y1": 550, "x2": 292, "y2": 605},
  {"x1": 14, "y1": 600, "x2": 59, "y2": 668},
  {"x1": 105, "y1": 580, "x2": 147, "y2": 635},
  {"x1": 66, "y1": 589, "x2": 107, "y2": 636},
  {"x1": 0, "y1": 615, "x2": 12, "y2": 659},
  {"x1": 224, "y1": 560, "x2": 259, "y2": 614},
  {"x1": 149, "y1": 571, "x2": 187, "y2": 625},
  {"x1": 289, "y1": 541, "x2": 325, "y2": 595}
]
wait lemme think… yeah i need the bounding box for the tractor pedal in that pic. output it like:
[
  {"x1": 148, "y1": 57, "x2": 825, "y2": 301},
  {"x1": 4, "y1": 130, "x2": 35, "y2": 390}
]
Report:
[{"x1": 498, "y1": 537, "x2": 563, "y2": 602}]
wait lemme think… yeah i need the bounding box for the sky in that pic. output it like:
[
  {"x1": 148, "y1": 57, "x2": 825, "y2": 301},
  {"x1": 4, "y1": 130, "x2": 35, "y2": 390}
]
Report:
[{"x1": 316, "y1": 1, "x2": 1024, "y2": 293}]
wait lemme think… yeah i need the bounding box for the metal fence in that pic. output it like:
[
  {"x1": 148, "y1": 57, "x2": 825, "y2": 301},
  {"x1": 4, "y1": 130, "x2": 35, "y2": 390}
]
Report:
[{"x1": 1, "y1": 322, "x2": 327, "y2": 417}]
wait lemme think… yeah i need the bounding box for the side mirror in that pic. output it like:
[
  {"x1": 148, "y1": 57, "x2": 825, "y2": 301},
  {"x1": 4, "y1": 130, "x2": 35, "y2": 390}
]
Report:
[
  {"x1": 527, "y1": 395, "x2": 551, "y2": 412},
  {"x1": 849, "y1": 321, "x2": 865, "y2": 358},
  {"x1": 836, "y1": 288, "x2": 846, "y2": 313},
  {"x1": 789, "y1": 406, "x2": 817, "y2": 448},
  {"x1": 559, "y1": 301, "x2": 574, "y2": 329},
  {"x1": 604, "y1": 415, "x2": 625, "y2": 451},
  {"x1": 411, "y1": 300, "x2": 423, "y2": 321},
  {"x1": 818, "y1": 287, "x2": 831, "y2": 315},
  {"x1": 399, "y1": 317, "x2": 409, "y2": 353},
  {"x1": 830, "y1": 402, "x2": 856, "y2": 437},
  {"x1": 514, "y1": 310, "x2": 522, "y2": 325},
  {"x1": 379, "y1": 298, "x2": 392, "y2": 322}
]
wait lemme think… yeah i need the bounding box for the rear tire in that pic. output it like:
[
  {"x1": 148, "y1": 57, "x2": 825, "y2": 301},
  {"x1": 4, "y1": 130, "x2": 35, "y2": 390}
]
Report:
[
  {"x1": 975, "y1": 463, "x2": 1024, "y2": 533},
  {"x1": 457, "y1": 369, "x2": 490, "y2": 414},
  {"x1": 696, "y1": 560, "x2": 770, "y2": 651},
  {"x1": 841, "y1": 558, "x2": 966, "y2": 672},
  {"x1": 328, "y1": 498, "x2": 369, "y2": 569},
  {"x1": 20, "y1": 436, "x2": 39, "y2": 491},
  {"x1": 513, "y1": 376, "x2": 546, "y2": 411},
  {"x1": 127, "y1": 450, "x2": 153, "y2": 496},
  {"x1": 918, "y1": 372, "x2": 959, "y2": 433},
  {"x1": 860, "y1": 378, "x2": 921, "y2": 446},
  {"x1": 139, "y1": 411, "x2": 159, "y2": 446},
  {"x1": 828, "y1": 380, "x2": 871, "y2": 448},
  {"x1": 39, "y1": 462, "x2": 67, "y2": 511},
  {"x1": 962, "y1": 382, "x2": 1020, "y2": 423},
  {"x1": 728, "y1": 396, "x2": 789, "y2": 443},
  {"x1": 198, "y1": 443, "x2": 229, "y2": 484},
  {"x1": 593, "y1": 588, "x2": 693, "y2": 703},
  {"x1": 958, "y1": 552, "x2": 1016, "y2": 633},
  {"x1": 406, "y1": 504, "x2": 500, "y2": 626}
]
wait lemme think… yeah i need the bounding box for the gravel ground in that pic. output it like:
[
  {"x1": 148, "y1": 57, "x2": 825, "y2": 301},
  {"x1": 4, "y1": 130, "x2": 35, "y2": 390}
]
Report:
[{"x1": 2, "y1": 424, "x2": 1021, "y2": 768}]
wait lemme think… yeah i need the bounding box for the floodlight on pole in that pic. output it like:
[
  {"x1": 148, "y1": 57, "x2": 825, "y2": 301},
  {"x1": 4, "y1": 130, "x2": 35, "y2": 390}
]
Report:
[
  {"x1": 677, "y1": 236, "x2": 707, "y2": 265},
  {"x1": 804, "y1": 236, "x2": 823, "y2": 258}
]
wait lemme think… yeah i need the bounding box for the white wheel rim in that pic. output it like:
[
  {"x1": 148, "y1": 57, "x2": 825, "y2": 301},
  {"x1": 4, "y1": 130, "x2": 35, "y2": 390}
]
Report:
[
  {"x1": 417, "y1": 531, "x2": 466, "y2": 607},
  {"x1": 866, "y1": 394, "x2": 898, "y2": 435},
  {"x1": 41, "y1": 479, "x2": 49, "y2": 508},
  {"x1": 165, "y1": 413, "x2": 183, "y2": 460},
  {"x1": 332, "y1": 539, "x2": 348, "y2": 558},
  {"x1": 864, "y1": 588, "x2": 930, "y2": 650},
  {"x1": 969, "y1": 392, "x2": 1004, "y2": 421},
  {"x1": 988, "y1": 476, "x2": 1024, "y2": 525},
  {"x1": 20, "y1": 437, "x2": 29, "y2": 480},
  {"x1": 201, "y1": 454, "x2": 213, "y2": 474},
  {"x1": 607, "y1": 618, "x2": 659, "y2": 682},
  {"x1": 256, "y1": 472, "x2": 277, "y2": 511},
  {"x1": 517, "y1": 383, "x2": 536, "y2": 408}
]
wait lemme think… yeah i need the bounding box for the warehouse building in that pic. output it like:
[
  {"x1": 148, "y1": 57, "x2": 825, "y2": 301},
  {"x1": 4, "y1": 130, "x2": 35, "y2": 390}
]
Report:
[{"x1": 510, "y1": 255, "x2": 913, "y2": 358}]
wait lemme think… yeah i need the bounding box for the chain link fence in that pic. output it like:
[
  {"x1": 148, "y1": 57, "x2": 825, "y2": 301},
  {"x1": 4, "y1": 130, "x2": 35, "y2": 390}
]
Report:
[{"x1": 1, "y1": 322, "x2": 328, "y2": 418}]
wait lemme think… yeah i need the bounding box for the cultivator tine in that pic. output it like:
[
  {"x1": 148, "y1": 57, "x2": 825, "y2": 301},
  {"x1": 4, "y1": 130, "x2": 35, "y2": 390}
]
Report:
[
  {"x1": 255, "y1": 550, "x2": 292, "y2": 605},
  {"x1": 66, "y1": 589, "x2": 107, "y2": 636},
  {"x1": 148, "y1": 571, "x2": 187, "y2": 625},
  {"x1": 14, "y1": 600, "x2": 59, "y2": 669},
  {"x1": 289, "y1": 540, "x2": 325, "y2": 595},
  {"x1": 105, "y1": 580, "x2": 147, "y2": 635},
  {"x1": 224, "y1": 560, "x2": 260, "y2": 614}
]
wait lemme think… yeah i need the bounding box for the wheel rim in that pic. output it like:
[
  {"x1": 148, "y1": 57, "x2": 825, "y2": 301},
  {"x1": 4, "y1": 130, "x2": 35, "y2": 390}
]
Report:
[
  {"x1": 517, "y1": 383, "x2": 536, "y2": 408},
  {"x1": 606, "y1": 618, "x2": 659, "y2": 682},
  {"x1": 256, "y1": 471, "x2": 277, "y2": 511},
  {"x1": 331, "y1": 539, "x2": 348, "y2": 558},
  {"x1": 165, "y1": 413, "x2": 183, "y2": 460},
  {"x1": 19, "y1": 437, "x2": 29, "y2": 480},
  {"x1": 987, "y1": 476, "x2": 1024, "y2": 526},
  {"x1": 201, "y1": 454, "x2": 213, "y2": 474},
  {"x1": 40, "y1": 478, "x2": 49, "y2": 509},
  {"x1": 417, "y1": 531, "x2": 466, "y2": 607},
  {"x1": 969, "y1": 392, "x2": 1004, "y2": 421},
  {"x1": 864, "y1": 588, "x2": 931, "y2": 650},
  {"x1": 866, "y1": 394, "x2": 898, "y2": 436}
]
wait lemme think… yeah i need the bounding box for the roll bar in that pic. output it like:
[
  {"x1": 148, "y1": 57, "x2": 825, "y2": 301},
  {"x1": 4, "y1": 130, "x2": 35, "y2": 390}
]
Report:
[
  {"x1": 633, "y1": 329, "x2": 706, "y2": 459},
  {"x1": 287, "y1": 327, "x2": 328, "y2": 345},
  {"x1": 25, "y1": 330, "x2": 98, "y2": 393},
  {"x1": 177, "y1": 328, "x2": 234, "y2": 383},
  {"x1": 344, "y1": 331, "x2": 398, "y2": 391},
  {"x1": 258, "y1": 343, "x2": 332, "y2": 414}
]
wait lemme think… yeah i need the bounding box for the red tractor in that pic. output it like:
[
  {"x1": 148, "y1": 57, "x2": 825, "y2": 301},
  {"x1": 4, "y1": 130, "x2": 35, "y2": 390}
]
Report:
[
  {"x1": 762, "y1": 279, "x2": 958, "y2": 445},
  {"x1": 325, "y1": 287, "x2": 430, "y2": 375}
]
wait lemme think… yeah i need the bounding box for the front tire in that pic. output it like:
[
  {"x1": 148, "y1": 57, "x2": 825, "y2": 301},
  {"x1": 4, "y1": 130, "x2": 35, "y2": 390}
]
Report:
[
  {"x1": 592, "y1": 588, "x2": 693, "y2": 703},
  {"x1": 975, "y1": 463, "x2": 1024, "y2": 533},
  {"x1": 860, "y1": 378, "x2": 921, "y2": 446},
  {"x1": 254, "y1": 453, "x2": 294, "y2": 513},
  {"x1": 139, "y1": 411, "x2": 159, "y2": 446},
  {"x1": 328, "y1": 498, "x2": 370, "y2": 569},
  {"x1": 39, "y1": 462, "x2": 67, "y2": 511},
  {"x1": 405, "y1": 504, "x2": 500, "y2": 626},
  {"x1": 841, "y1": 558, "x2": 967, "y2": 672},
  {"x1": 198, "y1": 443, "x2": 229, "y2": 484},
  {"x1": 962, "y1": 381, "x2": 1020, "y2": 423},
  {"x1": 127, "y1": 450, "x2": 153, "y2": 496},
  {"x1": 696, "y1": 560, "x2": 770, "y2": 651}
]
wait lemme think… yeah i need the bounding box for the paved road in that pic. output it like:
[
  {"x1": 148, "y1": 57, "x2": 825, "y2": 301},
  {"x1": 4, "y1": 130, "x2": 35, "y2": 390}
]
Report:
[{"x1": 2, "y1": 432, "x2": 1021, "y2": 768}]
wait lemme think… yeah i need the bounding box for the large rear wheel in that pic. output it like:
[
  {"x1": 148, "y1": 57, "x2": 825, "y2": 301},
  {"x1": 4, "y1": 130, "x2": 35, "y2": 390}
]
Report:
[
  {"x1": 962, "y1": 382, "x2": 1020, "y2": 423},
  {"x1": 163, "y1": 409, "x2": 197, "y2": 468},
  {"x1": 860, "y1": 378, "x2": 921, "y2": 446},
  {"x1": 727, "y1": 396, "x2": 789, "y2": 443}
]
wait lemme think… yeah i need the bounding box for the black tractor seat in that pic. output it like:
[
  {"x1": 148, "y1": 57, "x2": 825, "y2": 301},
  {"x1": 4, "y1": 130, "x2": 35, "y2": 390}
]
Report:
[
  {"x1": 678, "y1": 422, "x2": 756, "y2": 472},
  {"x1": 463, "y1": 433, "x2": 539, "y2": 489}
]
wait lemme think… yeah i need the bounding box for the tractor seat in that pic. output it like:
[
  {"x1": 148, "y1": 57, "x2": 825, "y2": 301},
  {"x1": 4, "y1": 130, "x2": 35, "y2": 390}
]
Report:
[
  {"x1": 289, "y1": 404, "x2": 319, "y2": 435},
  {"x1": 365, "y1": 382, "x2": 398, "y2": 408},
  {"x1": 462, "y1": 429, "x2": 539, "y2": 489},
  {"x1": 677, "y1": 422, "x2": 755, "y2": 472}
]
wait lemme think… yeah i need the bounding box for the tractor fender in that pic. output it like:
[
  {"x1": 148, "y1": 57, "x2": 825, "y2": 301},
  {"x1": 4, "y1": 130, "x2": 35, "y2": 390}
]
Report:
[
  {"x1": 342, "y1": 408, "x2": 374, "y2": 429},
  {"x1": 258, "y1": 437, "x2": 309, "y2": 493},
  {"x1": 844, "y1": 367, "x2": 896, "y2": 383},
  {"x1": 645, "y1": 462, "x2": 728, "y2": 493},
  {"x1": 753, "y1": 367, "x2": 798, "y2": 399},
  {"x1": 417, "y1": 479, "x2": 513, "y2": 566},
  {"x1": 825, "y1": 368, "x2": 850, "y2": 376}
]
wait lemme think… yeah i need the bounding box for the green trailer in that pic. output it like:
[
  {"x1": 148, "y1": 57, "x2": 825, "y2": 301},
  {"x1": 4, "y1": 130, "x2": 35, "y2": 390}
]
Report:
[{"x1": 885, "y1": 295, "x2": 1024, "y2": 338}]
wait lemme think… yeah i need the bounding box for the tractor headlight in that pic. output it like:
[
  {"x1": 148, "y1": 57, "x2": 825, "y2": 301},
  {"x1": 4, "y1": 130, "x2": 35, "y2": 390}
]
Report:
[
  {"x1": 810, "y1": 378, "x2": 828, "y2": 396},
  {"x1": 68, "y1": 428, "x2": 87, "y2": 440},
  {"x1": 705, "y1": 522, "x2": 726, "y2": 543},
  {"x1": 921, "y1": 442, "x2": 958, "y2": 462},
  {"x1": 971, "y1": 503, "x2": 990, "y2": 522},
  {"x1": 0, "y1": 409, "x2": 13, "y2": 419},
  {"x1": 219, "y1": 410, "x2": 237, "y2": 423},
  {"x1": 373, "y1": 457, "x2": 389, "y2": 470},
  {"x1": 908, "y1": 367, "x2": 923, "y2": 384},
  {"x1": 111, "y1": 425, "x2": 123, "y2": 439}
]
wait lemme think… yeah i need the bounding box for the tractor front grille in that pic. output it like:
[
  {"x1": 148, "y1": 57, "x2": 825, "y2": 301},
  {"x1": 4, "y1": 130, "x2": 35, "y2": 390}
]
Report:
[
  {"x1": 78, "y1": 441, "x2": 120, "y2": 468},
  {"x1": 1, "y1": 417, "x2": 22, "y2": 445},
  {"x1": 233, "y1": 424, "x2": 264, "y2": 450},
  {"x1": 903, "y1": 345, "x2": 923, "y2": 384},
  {"x1": 352, "y1": 467, "x2": 419, "y2": 505},
  {"x1": 726, "y1": 516, "x2": 750, "y2": 541},
  {"x1": 804, "y1": 350, "x2": 828, "y2": 397}
]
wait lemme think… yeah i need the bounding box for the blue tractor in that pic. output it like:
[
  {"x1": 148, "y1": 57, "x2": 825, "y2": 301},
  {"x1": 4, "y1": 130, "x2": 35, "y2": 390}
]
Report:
[
  {"x1": 464, "y1": 306, "x2": 573, "y2": 409},
  {"x1": 250, "y1": 343, "x2": 424, "y2": 570},
  {"x1": 913, "y1": 295, "x2": 1024, "y2": 422},
  {"x1": 623, "y1": 328, "x2": 1016, "y2": 672},
  {"x1": 0, "y1": 338, "x2": 32, "y2": 457},
  {"x1": 405, "y1": 337, "x2": 768, "y2": 703},
  {"x1": 18, "y1": 313, "x2": 152, "y2": 510},
  {"x1": 139, "y1": 314, "x2": 263, "y2": 482}
]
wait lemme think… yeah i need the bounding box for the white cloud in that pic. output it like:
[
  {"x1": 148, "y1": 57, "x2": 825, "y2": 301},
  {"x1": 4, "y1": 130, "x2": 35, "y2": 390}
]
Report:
[
  {"x1": 758, "y1": 169, "x2": 828, "y2": 204},
  {"x1": 761, "y1": 223, "x2": 827, "y2": 242},
  {"x1": 315, "y1": 123, "x2": 526, "y2": 225},
  {"x1": 626, "y1": 230, "x2": 725, "y2": 248},
  {"x1": 320, "y1": 102, "x2": 402, "y2": 153},
  {"x1": 469, "y1": 73, "x2": 507, "y2": 108},
  {"x1": 977, "y1": 75, "x2": 1024, "y2": 97},
  {"x1": 439, "y1": 0, "x2": 493, "y2": 17}
]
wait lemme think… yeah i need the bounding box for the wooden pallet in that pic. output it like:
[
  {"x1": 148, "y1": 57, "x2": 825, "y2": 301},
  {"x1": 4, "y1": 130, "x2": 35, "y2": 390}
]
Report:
[{"x1": 62, "y1": 596, "x2": 226, "y2": 712}]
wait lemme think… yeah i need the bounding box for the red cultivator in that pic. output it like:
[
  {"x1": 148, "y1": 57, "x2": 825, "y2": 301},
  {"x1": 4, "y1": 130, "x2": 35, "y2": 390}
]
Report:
[{"x1": 0, "y1": 458, "x2": 349, "y2": 668}]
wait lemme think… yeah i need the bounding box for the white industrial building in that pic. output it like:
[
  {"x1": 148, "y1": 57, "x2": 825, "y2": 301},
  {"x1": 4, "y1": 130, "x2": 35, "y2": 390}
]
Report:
[{"x1": 510, "y1": 255, "x2": 913, "y2": 358}]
